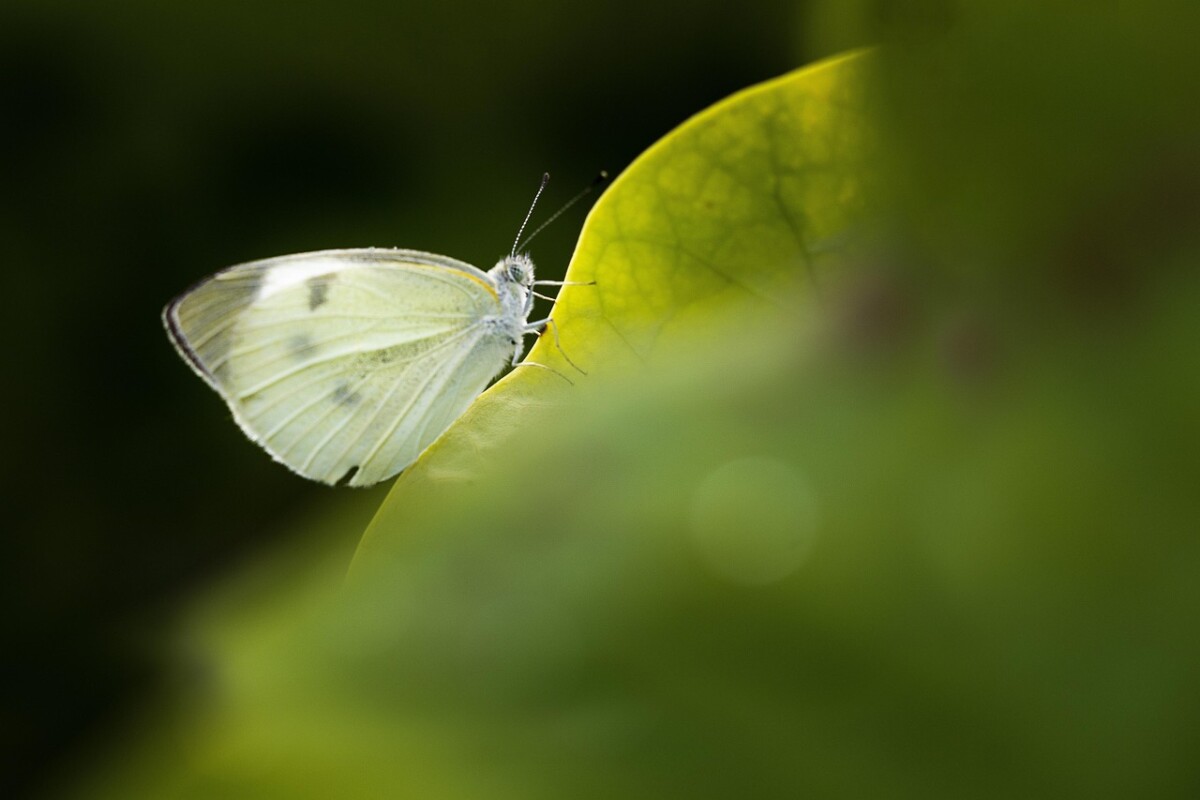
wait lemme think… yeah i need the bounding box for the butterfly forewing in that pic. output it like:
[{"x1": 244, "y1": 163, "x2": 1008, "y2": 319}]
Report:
[{"x1": 165, "y1": 249, "x2": 514, "y2": 486}]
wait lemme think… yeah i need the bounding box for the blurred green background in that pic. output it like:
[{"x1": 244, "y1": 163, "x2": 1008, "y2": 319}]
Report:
[{"x1": 5, "y1": 0, "x2": 1200, "y2": 798}]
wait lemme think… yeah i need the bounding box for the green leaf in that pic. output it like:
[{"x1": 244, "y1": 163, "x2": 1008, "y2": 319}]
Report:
[{"x1": 354, "y1": 50, "x2": 876, "y2": 562}]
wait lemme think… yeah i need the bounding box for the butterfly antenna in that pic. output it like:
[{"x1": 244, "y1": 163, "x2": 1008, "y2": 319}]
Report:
[
  {"x1": 516, "y1": 170, "x2": 609, "y2": 253},
  {"x1": 512, "y1": 172, "x2": 551, "y2": 258}
]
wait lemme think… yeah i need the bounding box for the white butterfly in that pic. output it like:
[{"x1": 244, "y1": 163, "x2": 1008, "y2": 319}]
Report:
[{"x1": 163, "y1": 176, "x2": 588, "y2": 487}]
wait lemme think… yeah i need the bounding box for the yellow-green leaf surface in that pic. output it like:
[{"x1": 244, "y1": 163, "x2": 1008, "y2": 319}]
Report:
[{"x1": 355, "y1": 50, "x2": 875, "y2": 561}]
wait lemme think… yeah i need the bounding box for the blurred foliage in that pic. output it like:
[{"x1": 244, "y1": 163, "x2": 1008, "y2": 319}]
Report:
[{"x1": 6, "y1": 0, "x2": 1200, "y2": 797}]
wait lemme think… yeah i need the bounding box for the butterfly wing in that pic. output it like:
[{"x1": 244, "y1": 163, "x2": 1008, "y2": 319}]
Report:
[{"x1": 164, "y1": 249, "x2": 514, "y2": 486}]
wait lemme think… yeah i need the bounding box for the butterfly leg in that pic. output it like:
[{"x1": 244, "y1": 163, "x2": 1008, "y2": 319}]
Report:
[
  {"x1": 524, "y1": 317, "x2": 586, "y2": 375},
  {"x1": 520, "y1": 317, "x2": 548, "y2": 365},
  {"x1": 514, "y1": 360, "x2": 574, "y2": 385},
  {"x1": 531, "y1": 279, "x2": 594, "y2": 302},
  {"x1": 533, "y1": 279, "x2": 596, "y2": 286}
]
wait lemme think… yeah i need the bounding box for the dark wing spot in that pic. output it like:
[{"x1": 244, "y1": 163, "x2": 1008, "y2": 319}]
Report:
[
  {"x1": 306, "y1": 274, "x2": 333, "y2": 311},
  {"x1": 331, "y1": 382, "x2": 362, "y2": 406},
  {"x1": 287, "y1": 334, "x2": 316, "y2": 359},
  {"x1": 375, "y1": 345, "x2": 403, "y2": 364},
  {"x1": 335, "y1": 465, "x2": 359, "y2": 487}
]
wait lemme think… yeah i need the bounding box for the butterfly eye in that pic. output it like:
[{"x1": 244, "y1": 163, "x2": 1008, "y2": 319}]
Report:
[{"x1": 507, "y1": 263, "x2": 526, "y2": 283}]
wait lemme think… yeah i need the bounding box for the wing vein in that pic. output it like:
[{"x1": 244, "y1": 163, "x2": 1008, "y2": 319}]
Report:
[
  {"x1": 356, "y1": 335, "x2": 477, "y2": 476},
  {"x1": 258, "y1": 324, "x2": 478, "y2": 440},
  {"x1": 330, "y1": 328, "x2": 482, "y2": 477}
]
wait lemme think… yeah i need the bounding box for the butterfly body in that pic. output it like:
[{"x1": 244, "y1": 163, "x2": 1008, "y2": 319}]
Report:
[{"x1": 164, "y1": 248, "x2": 539, "y2": 487}]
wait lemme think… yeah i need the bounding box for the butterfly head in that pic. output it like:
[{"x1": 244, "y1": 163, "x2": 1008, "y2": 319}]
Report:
[{"x1": 499, "y1": 254, "x2": 535, "y2": 288}]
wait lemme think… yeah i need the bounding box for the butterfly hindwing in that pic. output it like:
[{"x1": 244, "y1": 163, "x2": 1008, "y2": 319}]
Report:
[{"x1": 165, "y1": 249, "x2": 514, "y2": 486}]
